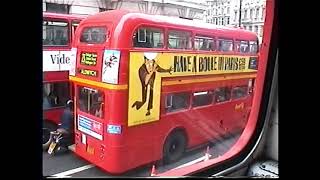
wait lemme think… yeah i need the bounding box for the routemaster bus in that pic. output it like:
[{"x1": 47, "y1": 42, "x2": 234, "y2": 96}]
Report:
[
  {"x1": 69, "y1": 10, "x2": 259, "y2": 174},
  {"x1": 43, "y1": 12, "x2": 86, "y2": 149}
]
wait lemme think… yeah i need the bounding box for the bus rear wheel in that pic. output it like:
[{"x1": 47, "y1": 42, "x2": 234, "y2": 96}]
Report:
[
  {"x1": 43, "y1": 121, "x2": 57, "y2": 150},
  {"x1": 163, "y1": 130, "x2": 186, "y2": 164}
]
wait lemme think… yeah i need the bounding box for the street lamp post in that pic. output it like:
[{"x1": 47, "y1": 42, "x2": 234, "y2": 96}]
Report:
[{"x1": 239, "y1": 0, "x2": 242, "y2": 27}]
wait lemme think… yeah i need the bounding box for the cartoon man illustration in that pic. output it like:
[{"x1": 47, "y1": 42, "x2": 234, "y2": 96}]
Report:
[
  {"x1": 132, "y1": 52, "x2": 172, "y2": 116},
  {"x1": 103, "y1": 53, "x2": 118, "y2": 74}
]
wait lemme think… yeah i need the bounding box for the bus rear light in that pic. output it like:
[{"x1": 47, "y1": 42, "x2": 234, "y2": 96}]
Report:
[
  {"x1": 100, "y1": 144, "x2": 106, "y2": 152},
  {"x1": 75, "y1": 132, "x2": 80, "y2": 145},
  {"x1": 100, "y1": 144, "x2": 106, "y2": 160}
]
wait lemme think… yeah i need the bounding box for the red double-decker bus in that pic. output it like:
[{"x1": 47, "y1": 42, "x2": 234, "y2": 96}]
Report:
[
  {"x1": 43, "y1": 12, "x2": 85, "y2": 149},
  {"x1": 70, "y1": 10, "x2": 259, "y2": 174}
]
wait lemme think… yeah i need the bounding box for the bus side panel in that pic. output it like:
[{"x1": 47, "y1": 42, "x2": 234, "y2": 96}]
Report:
[{"x1": 44, "y1": 109, "x2": 63, "y2": 125}]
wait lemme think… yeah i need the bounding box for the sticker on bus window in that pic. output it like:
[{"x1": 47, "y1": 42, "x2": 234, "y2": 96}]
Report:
[
  {"x1": 80, "y1": 52, "x2": 97, "y2": 66},
  {"x1": 249, "y1": 57, "x2": 258, "y2": 70},
  {"x1": 107, "y1": 125, "x2": 122, "y2": 134},
  {"x1": 102, "y1": 50, "x2": 121, "y2": 84},
  {"x1": 78, "y1": 115, "x2": 103, "y2": 140}
]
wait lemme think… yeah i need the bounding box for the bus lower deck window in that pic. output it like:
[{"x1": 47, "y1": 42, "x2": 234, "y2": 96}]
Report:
[
  {"x1": 192, "y1": 91, "x2": 214, "y2": 107},
  {"x1": 166, "y1": 92, "x2": 190, "y2": 113}
]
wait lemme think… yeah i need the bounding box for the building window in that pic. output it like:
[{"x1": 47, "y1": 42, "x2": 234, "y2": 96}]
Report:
[
  {"x1": 260, "y1": 25, "x2": 264, "y2": 36},
  {"x1": 46, "y1": 3, "x2": 70, "y2": 14},
  {"x1": 234, "y1": 11, "x2": 238, "y2": 22},
  {"x1": 227, "y1": 17, "x2": 230, "y2": 24},
  {"x1": 250, "y1": 9, "x2": 253, "y2": 19},
  {"x1": 227, "y1": 7, "x2": 230, "y2": 14},
  {"x1": 249, "y1": 26, "x2": 252, "y2": 31},
  {"x1": 255, "y1": 26, "x2": 259, "y2": 34},
  {"x1": 244, "y1": 9, "x2": 247, "y2": 19},
  {"x1": 256, "y1": 8, "x2": 260, "y2": 19},
  {"x1": 99, "y1": 8, "x2": 112, "y2": 12},
  {"x1": 262, "y1": 7, "x2": 266, "y2": 20},
  {"x1": 241, "y1": 10, "x2": 244, "y2": 20},
  {"x1": 222, "y1": 18, "x2": 224, "y2": 25}
]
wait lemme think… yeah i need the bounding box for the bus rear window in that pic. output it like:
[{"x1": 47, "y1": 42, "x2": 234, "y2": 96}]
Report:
[
  {"x1": 80, "y1": 27, "x2": 106, "y2": 44},
  {"x1": 78, "y1": 86, "x2": 104, "y2": 118}
]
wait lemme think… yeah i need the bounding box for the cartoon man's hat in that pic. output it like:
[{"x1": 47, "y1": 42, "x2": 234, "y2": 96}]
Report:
[{"x1": 144, "y1": 52, "x2": 158, "y2": 61}]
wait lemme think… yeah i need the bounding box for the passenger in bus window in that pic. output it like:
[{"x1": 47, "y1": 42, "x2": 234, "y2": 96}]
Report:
[
  {"x1": 48, "y1": 91, "x2": 58, "y2": 106},
  {"x1": 93, "y1": 96, "x2": 104, "y2": 118},
  {"x1": 55, "y1": 30, "x2": 67, "y2": 45},
  {"x1": 43, "y1": 93, "x2": 51, "y2": 109}
]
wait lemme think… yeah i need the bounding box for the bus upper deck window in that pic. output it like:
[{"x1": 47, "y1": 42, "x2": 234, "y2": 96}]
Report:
[
  {"x1": 80, "y1": 27, "x2": 106, "y2": 44},
  {"x1": 236, "y1": 40, "x2": 249, "y2": 53},
  {"x1": 218, "y1": 39, "x2": 233, "y2": 52},
  {"x1": 249, "y1": 41, "x2": 258, "y2": 53},
  {"x1": 43, "y1": 21, "x2": 68, "y2": 46},
  {"x1": 195, "y1": 35, "x2": 216, "y2": 51},
  {"x1": 168, "y1": 30, "x2": 192, "y2": 50},
  {"x1": 133, "y1": 27, "x2": 164, "y2": 48}
]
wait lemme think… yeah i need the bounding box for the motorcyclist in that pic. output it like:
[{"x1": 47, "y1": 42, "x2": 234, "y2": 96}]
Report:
[
  {"x1": 57, "y1": 100, "x2": 74, "y2": 135},
  {"x1": 52, "y1": 100, "x2": 74, "y2": 152}
]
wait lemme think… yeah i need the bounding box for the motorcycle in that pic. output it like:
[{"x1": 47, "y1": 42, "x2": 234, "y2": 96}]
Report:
[
  {"x1": 47, "y1": 131, "x2": 63, "y2": 155},
  {"x1": 47, "y1": 129, "x2": 74, "y2": 155}
]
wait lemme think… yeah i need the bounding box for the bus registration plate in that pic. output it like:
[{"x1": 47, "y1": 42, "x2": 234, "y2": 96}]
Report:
[{"x1": 87, "y1": 145, "x2": 94, "y2": 155}]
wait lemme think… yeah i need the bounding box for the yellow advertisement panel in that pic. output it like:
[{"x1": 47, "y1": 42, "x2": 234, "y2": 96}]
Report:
[{"x1": 128, "y1": 52, "x2": 258, "y2": 127}]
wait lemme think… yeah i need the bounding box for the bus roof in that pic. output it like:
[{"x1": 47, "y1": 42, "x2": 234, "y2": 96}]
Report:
[
  {"x1": 81, "y1": 10, "x2": 257, "y2": 40},
  {"x1": 43, "y1": 12, "x2": 87, "y2": 20}
]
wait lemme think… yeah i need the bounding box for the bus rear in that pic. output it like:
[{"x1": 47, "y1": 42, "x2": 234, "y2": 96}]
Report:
[{"x1": 70, "y1": 19, "x2": 132, "y2": 173}]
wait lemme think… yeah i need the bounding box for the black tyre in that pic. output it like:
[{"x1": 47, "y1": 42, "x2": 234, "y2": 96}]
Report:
[
  {"x1": 43, "y1": 121, "x2": 57, "y2": 150},
  {"x1": 163, "y1": 130, "x2": 187, "y2": 164}
]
